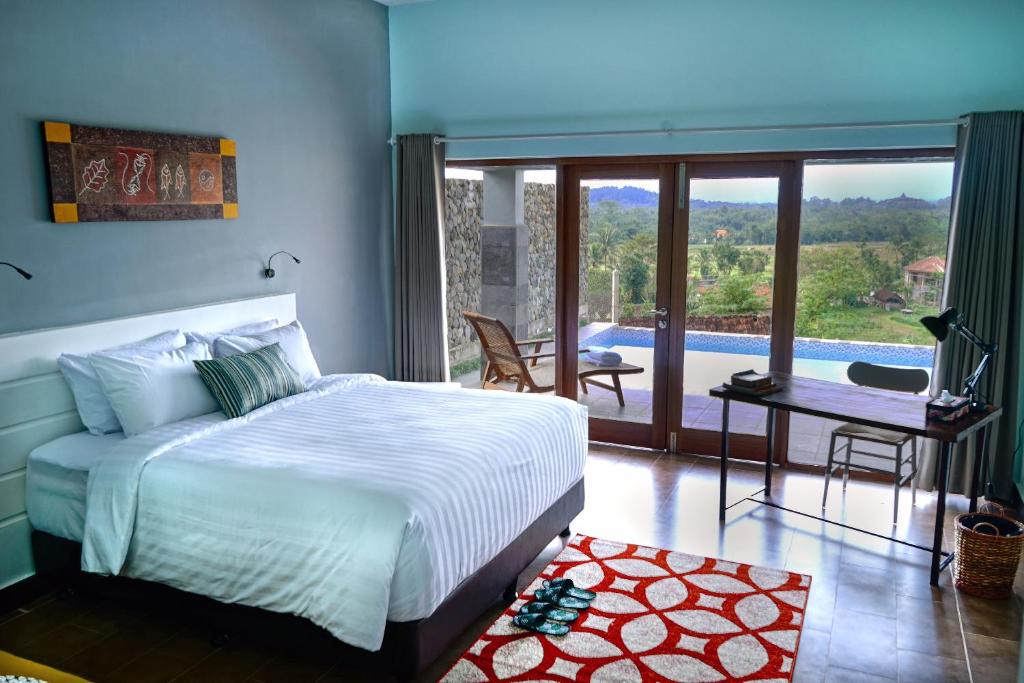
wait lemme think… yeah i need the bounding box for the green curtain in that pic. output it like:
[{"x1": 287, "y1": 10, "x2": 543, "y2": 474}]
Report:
[
  {"x1": 918, "y1": 111, "x2": 1024, "y2": 501},
  {"x1": 394, "y1": 134, "x2": 450, "y2": 382}
]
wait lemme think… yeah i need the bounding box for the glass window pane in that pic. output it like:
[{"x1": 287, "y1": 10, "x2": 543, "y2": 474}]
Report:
[
  {"x1": 579, "y1": 178, "x2": 659, "y2": 424},
  {"x1": 789, "y1": 160, "x2": 954, "y2": 466},
  {"x1": 682, "y1": 177, "x2": 778, "y2": 437}
]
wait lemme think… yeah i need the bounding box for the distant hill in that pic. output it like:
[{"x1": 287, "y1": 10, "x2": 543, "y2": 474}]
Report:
[
  {"x1": 589, "y1": 186, "x2": 950, "y2": 212},
  {"x1": 587, "y1": 188, "x2": 953, "y2": 247},
  {"x1": 588, "y1": 185, "x2": 658, "y2": 207}
]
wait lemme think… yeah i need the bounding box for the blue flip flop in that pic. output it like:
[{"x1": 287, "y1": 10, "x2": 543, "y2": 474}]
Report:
[
  {"x1": 543, "y1": 578, "x2": 597, "y2": 602},
  {"x1": 519, "y1": 600, "x2": 579, "y2": 623},
  {"x1": 512, "y1": 612, "x2": 570, "y2": 636},
  {"x1": 533, "y1": 587, "x2": 590, "y2": 610}
]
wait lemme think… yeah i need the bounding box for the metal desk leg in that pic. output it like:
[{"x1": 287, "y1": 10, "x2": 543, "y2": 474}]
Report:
[
  {"x1": 970, "y1": 426, "x2": 988, "y2": 513},
  {"x1": 719, "y1": 399, "x2": 730, "y2": 522},
  {"x1": 930, "y1": 441, "x2": 952, "y2": 585},
  {"x1": 765, "y1": 407, "x2": 775, "y2": 497}
]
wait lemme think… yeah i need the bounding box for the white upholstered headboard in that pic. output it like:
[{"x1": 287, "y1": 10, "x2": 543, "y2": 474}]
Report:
[{"x1": 0, "y1": 293, "x2": 296, "y2": 590}]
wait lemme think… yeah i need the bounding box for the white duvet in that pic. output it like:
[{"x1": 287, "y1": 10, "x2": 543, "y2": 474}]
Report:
[{"x1": 81, "y1": 374, "x2": 587, "y2": 651}]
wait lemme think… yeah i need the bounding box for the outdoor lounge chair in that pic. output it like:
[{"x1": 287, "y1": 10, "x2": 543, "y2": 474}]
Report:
[{"x1": 463, "y1": 311, "x2": 644, "y2": 406}]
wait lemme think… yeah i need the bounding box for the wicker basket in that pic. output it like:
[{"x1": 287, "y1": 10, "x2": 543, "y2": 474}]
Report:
[{"x1": 953, "y1": 509, "x2": 1024, "y2": 599}]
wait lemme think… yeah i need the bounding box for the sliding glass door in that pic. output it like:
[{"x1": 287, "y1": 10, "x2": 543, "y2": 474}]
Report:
[
  {"x1": 666, "y1": 161, "x2": 801, "y2": 461},
  {"x1": 526, "y1": 150, "x2": 953, "y2": 461},
  {"x1": 557, "y1": 160, "x2": 799, "y2": 455},
  {"x1": 558, "y1": 164, "x2": 676, "y2": 449}
]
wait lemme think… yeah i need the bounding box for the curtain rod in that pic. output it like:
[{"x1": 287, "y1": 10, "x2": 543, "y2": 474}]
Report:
[{"x1": 387, "y1": 117, "x2": 968, "y2": 146}]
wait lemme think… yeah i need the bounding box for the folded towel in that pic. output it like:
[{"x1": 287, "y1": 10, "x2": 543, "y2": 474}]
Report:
[{"x1": 585, "y1": 346, "x2": 623, "y2": 367}]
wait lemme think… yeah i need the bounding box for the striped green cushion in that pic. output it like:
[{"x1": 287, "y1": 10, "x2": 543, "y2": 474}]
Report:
[{"x1": 193, "y1": 343, "x2": 304, "y2": 418}]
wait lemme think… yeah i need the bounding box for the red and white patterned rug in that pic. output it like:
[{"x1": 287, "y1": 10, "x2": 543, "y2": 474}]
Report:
[{"x1": 441, "y1": 535, "x2": 811, "y2": 682}]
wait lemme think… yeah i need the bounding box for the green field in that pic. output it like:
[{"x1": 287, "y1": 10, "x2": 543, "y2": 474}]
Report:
[
  {"x1": 588, "y1": 239, "x2": 943, "y2": 347},
  {"x1": 798, "y1": 304, "x2": 939, "y2": 346}
]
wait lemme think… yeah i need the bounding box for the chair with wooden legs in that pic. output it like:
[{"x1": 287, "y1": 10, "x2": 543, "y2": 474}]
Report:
[
  {"x1": 462, "y1": 311, "x2": 643, "y2": 406},
  {"x1": 821, "y1": 361, "x2": 930, "y2": 525}
]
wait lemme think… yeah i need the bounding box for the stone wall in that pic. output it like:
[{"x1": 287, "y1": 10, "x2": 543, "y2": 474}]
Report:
[
  {"x1": 444, "y1": 179, "x2": 482, "y2": 364},
  {"x1": 524, "y1": 183, "x2": 589, "y2": 339},
  {"x1": 444, "y1": 179, "x2": 588, "y2": 366},
  {"x1": 618, "y1": 313, "x2": 772, "y2": 335}
]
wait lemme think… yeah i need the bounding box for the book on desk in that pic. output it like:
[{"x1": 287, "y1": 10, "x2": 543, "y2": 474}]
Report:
[{"x1": 722, "y1": 369, "x2": 783, "y2": 396}]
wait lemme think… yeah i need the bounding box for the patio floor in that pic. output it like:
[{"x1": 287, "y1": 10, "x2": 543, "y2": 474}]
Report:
[
  {"x1": 454, "y1": 327, "x2": 918, "y2": 474},
  {"x1": 455, "y1": 365, "x2": 916, "y2": 472}
]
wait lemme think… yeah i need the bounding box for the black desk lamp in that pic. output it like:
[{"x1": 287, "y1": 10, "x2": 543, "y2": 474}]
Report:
[
  {"x1": 921, "y1": 307, "x2": 997, "y2": 411},
  {"x1": 1, "y1": 262, "x2": 32, "y2": 279}
]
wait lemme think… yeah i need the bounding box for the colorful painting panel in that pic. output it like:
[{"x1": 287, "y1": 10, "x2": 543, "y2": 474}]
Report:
[
  {"x1": 115, "y1": 147, "x2": 158, "y2": 205},
  {"x1": 71, "y1": 145, "x2": 120, "y2": 205},
  {"x1": 155, "y1": 150, "x2": 191, "y2": 204},
  {"x1": 189, "y1": 153, "x2": 223, "y2": 204},
  {"x1": 43, "y1": 121, "x2": 237, "y2": 222}
]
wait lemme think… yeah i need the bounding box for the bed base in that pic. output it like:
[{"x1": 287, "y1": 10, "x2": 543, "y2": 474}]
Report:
[{"x1": 31, "y1": 478, "x2": 585, "y2": 680}]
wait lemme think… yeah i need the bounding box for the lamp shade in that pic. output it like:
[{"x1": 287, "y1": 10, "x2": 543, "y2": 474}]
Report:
[{"x1": 920, "y1": 307, "x2": 958, "y2": 342}]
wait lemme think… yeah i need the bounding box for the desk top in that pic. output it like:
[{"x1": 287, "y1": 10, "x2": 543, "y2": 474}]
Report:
[{"x1": 710, "y1": 372, "x2": 1000, "y2": 442}]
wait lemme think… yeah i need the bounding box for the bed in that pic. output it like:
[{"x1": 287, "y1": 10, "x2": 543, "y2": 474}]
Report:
[{"x1": 2, "y1": 294, "x2": 587, "y2": 678}]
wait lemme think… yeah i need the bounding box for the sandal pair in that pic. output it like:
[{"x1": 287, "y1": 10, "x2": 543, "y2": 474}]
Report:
[{"x1": 511, "y1": 579, "x2": 596, "y2": 636}]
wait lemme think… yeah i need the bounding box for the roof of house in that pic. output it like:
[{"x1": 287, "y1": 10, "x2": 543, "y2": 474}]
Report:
[
  {"x1": 872, "y1": 289, "x2": 906, "y2": 303},
  {"x1": 904, "y1": 256, "x2": 946, "y2": 274}
]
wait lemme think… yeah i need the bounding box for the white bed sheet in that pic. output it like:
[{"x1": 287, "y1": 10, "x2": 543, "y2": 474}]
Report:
[
  {"x1": 26, "y1": 431, "x2": 125, "y2": 542},
  {"x1": 78, "y1": 374, "x2": 588, "y2": 652}
]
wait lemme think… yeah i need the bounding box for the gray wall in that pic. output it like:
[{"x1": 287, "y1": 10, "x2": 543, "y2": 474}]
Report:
[{"x1": 0, "y1": 0, "x2": 393, "y2": 376}]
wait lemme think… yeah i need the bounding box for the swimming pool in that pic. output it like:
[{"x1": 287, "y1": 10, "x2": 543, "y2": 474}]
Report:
[{"x1": 580, "y1": 325, "x2": 934, "y2": 369}]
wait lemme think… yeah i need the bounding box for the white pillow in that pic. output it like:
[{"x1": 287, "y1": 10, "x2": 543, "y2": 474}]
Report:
[
  {"x1": 90, "y1": 342, "x2": 219, "y2": 436},
  {"x1": 214, "y1": 320, "x2": 321, "y2": 386},
  {"x1": 184, "y1": 319, "x2": 279, "y2": 348},
  {"x1": 57, "y1": 330, "x2": 186, "y2": 435}
]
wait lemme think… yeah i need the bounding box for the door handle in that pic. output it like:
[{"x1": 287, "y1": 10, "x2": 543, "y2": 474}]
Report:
[{"x1": 649, "y1": 307, "x2": 668, "y2": 317}]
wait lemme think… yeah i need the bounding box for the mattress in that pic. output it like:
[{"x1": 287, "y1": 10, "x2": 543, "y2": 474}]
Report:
[
  {"x1": 26, "y1": 431, "x2": 125, "y2": 542},
  {"x1": 54, "y1": 374, "x2": 586, "y2": 651}
]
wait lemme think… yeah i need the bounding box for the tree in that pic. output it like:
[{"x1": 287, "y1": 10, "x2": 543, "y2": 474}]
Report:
[
  {"x1": 618, "y1": 233, "x2": 657, "y2": 304},
  {"x1": 712, "y1": 241, "x2": 741, "y2": 274},
  {"x1": 796, "y1": 246, "x2": 874, "y2": 334},
  {"x1": 621, "y1": 258, "x2": 649, "y2": 304},
  {"x1": 702, "y1": 273, "x2": 769, "y2": 314},
  {"x1": 737, "y1": 249, "x2": 769, "y2": 275},
  {"x1": 857, "y1": 242, "x2": 900, "y2": 290},
  {"x1": 697, "y1": 249, "x2": 715, "y2": 280},
  {"x1": 589, "y1": 223, "x2": 620, "y2": 268}
]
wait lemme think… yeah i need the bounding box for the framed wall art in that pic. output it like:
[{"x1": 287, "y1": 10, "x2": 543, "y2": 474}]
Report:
[{"x1": 43, "y1": 121, "x2": 238, "y2": 223}]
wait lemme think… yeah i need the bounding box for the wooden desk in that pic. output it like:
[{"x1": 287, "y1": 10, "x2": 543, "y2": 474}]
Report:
[{"x1": 711, "y1": 372, "x2": 1001, "y2": 586}]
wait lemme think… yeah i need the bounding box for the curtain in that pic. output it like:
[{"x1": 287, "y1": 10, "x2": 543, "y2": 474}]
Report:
[
  {"x1": 918, "y1": 111, "x2": 1024, "y2": 501},
  {"x1": 394, "y1": 134, "x2": 449, "y2": 382}
]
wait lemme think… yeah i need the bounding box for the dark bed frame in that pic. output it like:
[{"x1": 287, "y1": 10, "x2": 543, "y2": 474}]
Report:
[{"x1": 30, "y1": 478, "x2": 585, "y2": 681}]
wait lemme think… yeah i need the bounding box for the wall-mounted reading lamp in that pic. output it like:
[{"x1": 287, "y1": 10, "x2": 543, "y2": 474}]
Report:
[
  {"x1": 264, "y1": 251, "x2": 301, "y2": 279},
  {"x1": 1, "y1": 262, "x2": 32, "y2": 280},
  {"x1": 921, "y1": 307, "x2": 997, "y2": 411}
]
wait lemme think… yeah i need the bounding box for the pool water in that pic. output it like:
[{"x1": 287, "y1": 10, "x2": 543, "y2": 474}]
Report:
[{"x1": 581, "y1": 326, "x2": 934, "y2": 369}]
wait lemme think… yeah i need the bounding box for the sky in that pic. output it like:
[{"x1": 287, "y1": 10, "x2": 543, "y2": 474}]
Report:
[{"x1": 446, "y1": 161, "x2": 955, "y2": 202}]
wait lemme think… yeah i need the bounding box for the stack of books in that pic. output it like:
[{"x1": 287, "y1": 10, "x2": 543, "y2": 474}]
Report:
[{"x1": 723, "y1": 370, "x2": 782, "y2": 396}]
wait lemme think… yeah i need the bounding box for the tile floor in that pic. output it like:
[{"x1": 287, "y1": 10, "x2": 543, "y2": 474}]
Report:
[{"x1": 1, "y1": 444, "x2": 1020, "y2": 682}]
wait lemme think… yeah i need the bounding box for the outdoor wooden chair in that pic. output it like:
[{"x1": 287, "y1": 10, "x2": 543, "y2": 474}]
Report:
[{"x1": 462, "y1": 311, "x2": 644, "y2": 406}]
